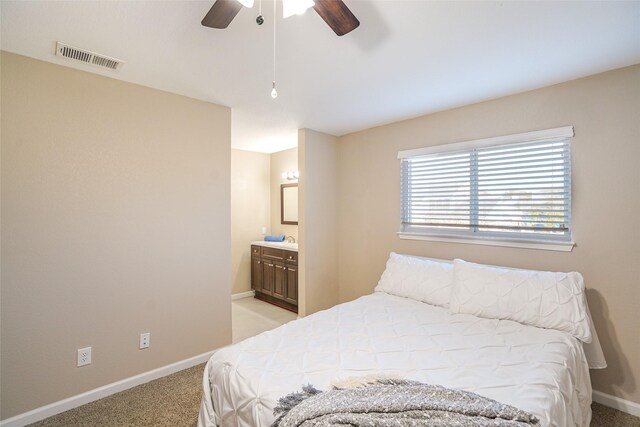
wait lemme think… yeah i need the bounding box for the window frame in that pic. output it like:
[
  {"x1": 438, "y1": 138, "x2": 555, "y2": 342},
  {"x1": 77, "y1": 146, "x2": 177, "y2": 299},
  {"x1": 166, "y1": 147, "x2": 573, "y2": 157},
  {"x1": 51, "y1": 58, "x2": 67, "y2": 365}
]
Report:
[{"x1": 397, "y1": 126, "x2": 575, "y2": 252}]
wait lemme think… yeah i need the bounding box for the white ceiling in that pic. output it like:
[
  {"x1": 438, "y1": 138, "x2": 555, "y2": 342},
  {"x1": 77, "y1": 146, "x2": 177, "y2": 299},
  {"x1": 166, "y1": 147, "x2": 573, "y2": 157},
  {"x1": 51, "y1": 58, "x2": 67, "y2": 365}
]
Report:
[{"x1": 2, "y1": 1, "x2": 639, "y2": 153}]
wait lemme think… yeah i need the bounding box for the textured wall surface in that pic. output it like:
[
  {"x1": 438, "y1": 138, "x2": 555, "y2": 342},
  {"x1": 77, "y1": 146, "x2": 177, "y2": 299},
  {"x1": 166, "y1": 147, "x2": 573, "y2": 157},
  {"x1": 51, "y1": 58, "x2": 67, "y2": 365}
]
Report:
[
  {"x1": 337, "y1": 65, "x2": 640, "y2": 403},
  {"x1": 231, "y1": 149, "x2": 270, "y2": 294},
  {"x1": 1, "y1": 52, "x2": 232, "y2": 419},
  {"x1": 299, "y1": 129, "x2": 339, "y2": 317}
]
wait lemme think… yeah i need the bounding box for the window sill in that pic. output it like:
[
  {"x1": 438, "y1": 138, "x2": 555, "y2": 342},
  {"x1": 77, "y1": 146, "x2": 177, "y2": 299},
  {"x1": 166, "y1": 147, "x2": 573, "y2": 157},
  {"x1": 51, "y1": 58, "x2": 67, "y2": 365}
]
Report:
[{"x1": 397, "y1": 232, "x2": 575, "y2": 252}]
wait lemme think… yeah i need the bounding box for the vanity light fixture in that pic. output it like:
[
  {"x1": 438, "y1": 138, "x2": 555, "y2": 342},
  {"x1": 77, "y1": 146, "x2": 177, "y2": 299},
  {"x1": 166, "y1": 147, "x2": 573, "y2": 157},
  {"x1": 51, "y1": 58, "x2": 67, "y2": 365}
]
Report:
[{"x1": 281, "y1": 170, "x2": 300, "y2": 180}]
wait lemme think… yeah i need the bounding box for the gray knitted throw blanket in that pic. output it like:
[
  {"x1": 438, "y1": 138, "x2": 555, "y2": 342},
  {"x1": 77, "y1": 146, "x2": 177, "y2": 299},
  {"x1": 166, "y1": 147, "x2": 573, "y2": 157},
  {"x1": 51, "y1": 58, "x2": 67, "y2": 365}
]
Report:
[{"x1": 271, "y1": 379, "x2": 540, "y2": 427}]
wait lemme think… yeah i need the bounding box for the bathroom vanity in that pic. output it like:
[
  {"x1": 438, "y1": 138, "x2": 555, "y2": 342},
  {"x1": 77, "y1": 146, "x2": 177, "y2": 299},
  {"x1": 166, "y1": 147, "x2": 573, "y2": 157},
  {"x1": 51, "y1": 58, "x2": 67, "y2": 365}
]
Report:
[{"x1": 250, "y1": 242, "x2": 298, "y2": 313}]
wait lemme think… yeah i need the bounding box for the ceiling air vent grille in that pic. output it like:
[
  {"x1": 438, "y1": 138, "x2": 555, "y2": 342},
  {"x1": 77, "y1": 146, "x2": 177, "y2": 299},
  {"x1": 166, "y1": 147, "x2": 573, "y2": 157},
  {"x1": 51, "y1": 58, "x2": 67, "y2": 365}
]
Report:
[{"x1": 55, "y1": 42, "x2": 124, "y2": 71}]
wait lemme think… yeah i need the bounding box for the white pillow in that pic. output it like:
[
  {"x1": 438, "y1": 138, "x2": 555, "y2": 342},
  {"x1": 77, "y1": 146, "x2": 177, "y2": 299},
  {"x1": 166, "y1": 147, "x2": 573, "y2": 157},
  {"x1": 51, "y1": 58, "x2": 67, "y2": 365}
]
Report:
[
  {"x1": 449, "y1": 259, "x2": 592, "y2": 342},
  {"x1": 374, "y1": 252, "x2": 454, "y2": 308}
]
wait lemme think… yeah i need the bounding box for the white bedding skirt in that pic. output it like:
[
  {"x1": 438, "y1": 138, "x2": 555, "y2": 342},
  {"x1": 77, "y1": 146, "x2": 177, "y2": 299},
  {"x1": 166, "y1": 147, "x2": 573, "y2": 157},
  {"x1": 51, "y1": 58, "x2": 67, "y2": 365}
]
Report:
[{"x1": 198, "y1": 292, "x2": 592, "y2": 427}]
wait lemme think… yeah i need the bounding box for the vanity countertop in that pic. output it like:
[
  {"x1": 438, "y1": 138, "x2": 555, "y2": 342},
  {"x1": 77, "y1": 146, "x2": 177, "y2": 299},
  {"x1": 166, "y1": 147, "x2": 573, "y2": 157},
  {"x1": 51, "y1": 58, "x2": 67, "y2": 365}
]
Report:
[{"x1": 251, "y1": 241, "x2": 298, "y2": 252}]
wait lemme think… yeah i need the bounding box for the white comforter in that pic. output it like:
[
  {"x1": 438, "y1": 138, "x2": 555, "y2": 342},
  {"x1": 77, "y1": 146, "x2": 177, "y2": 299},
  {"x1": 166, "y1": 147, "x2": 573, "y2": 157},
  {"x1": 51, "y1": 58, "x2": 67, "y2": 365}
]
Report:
[{"x1": 198, "y1": 293, "x2": 592, "y2": 427}]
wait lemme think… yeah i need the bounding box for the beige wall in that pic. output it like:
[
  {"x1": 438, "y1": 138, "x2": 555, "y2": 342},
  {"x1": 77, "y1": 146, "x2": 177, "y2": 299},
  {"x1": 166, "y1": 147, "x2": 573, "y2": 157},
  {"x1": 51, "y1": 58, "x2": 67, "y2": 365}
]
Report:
[
  {"x1": 337, "y1": 64, "x2": 640, "y2": 403},
  {"x1": 299, "y1": 129, "x2": 339, "y2": 316},
  {"x1": 231, "y1": 147, "x2": 295, "y2": 296},
  {"x1": 231, "y1": 149, "x2": 270, "y2": 294},
  {"x1": 270, "y1": 147, "x2": 298, "y2": 241},
  {"x1": 0, "y1": 52, "x2": 232, "y2": 419}
]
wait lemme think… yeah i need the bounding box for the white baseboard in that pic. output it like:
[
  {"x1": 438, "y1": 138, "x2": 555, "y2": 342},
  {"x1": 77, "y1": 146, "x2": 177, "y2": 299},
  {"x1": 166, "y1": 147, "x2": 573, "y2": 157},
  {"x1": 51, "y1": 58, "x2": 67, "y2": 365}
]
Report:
[
  {"x1": 232, "y1": 290, "x2": 255, "y2": 300},
  {"x1": 593, "y1": 390, "x2": 640, "y2": 418},
  {"x1": 0, "y1": 350, "x2": 216, "y2": 427},
  {"x1": 4, "y1": 353, "x2": 638, "y2": 426}
]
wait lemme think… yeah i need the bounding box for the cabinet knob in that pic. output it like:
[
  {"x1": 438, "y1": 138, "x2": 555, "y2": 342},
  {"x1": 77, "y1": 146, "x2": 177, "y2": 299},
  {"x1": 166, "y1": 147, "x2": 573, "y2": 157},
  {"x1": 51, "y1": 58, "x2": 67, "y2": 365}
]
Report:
[{"x1": 257, "y1": 261, "x2": 261, "y2": 264}]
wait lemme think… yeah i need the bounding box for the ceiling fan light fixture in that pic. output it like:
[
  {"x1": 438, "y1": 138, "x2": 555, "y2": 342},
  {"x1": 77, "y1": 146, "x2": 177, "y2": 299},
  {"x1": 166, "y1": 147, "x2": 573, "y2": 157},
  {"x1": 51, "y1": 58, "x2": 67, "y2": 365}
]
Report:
[
  {"x1": 282, "y1": 0, "x2": 315, "y2": 18},
  {"x1": 236, "y1": 0, "x2": 254, "y2": 8}
]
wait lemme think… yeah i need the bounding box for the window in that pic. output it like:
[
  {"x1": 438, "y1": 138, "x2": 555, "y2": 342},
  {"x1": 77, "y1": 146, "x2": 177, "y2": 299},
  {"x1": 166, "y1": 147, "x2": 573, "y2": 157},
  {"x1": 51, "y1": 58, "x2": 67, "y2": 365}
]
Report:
[{"x1": 398, "y1": 127, "x2": 574, "y2": 251}]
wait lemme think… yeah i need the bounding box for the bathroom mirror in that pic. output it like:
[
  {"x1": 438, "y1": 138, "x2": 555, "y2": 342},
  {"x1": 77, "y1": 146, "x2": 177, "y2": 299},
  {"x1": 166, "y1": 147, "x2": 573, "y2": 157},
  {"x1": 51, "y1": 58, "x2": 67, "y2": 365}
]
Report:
[{"x1": 281, "y1": 183, "x2": 298, "y2": 225}]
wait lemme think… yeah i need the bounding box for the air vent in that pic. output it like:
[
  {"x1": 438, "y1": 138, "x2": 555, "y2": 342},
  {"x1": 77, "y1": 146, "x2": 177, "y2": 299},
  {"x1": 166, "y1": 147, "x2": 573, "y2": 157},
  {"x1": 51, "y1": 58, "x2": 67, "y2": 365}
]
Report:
[{"x1": 55, "y1": 42, "x2": 124, "y2": 71}]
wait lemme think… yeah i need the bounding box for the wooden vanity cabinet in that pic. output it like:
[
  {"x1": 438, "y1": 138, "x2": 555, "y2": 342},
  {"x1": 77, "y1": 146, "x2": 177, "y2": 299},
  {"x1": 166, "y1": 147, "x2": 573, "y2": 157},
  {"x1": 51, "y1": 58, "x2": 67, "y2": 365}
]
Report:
[
  {"x1": 285, "y1": 265, "x2": 298, "y2": 305},
  {"x1": 250, "y1": 256, "x2": 263, "y2": 293},
  {"x1": 251, "y1": 245, "x2": 298, "y2": 313},
  {"x1": 262, "y1": 261, "x2": 275, "y2": 295},
  {"x1": 273, "y1": 263, "x2": 286, "y2": 299}
]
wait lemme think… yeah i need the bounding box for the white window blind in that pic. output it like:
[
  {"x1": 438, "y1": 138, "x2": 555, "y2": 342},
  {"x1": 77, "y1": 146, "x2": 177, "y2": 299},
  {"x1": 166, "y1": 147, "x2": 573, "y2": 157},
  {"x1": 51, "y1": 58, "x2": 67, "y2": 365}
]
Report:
[{"x1": 399, "y1": 127, "x2": 573, "y2": 244}]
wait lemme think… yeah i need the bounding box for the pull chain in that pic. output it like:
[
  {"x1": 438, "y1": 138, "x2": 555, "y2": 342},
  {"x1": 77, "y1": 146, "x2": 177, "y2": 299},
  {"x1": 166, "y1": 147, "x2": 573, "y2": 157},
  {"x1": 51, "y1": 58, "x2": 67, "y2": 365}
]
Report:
[
  {"x1": 255, "y1": 0, "x2": 264, "y2": 25},
  {"x1": 271, "y1": 0, "x2": 278, "y2": 99}
]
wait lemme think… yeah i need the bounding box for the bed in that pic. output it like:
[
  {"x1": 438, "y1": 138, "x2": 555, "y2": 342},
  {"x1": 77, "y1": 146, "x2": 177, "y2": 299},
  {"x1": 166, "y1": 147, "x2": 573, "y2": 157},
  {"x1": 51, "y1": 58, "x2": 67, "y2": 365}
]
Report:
[{"x1": 198, "y1": 254, "x2": 606, "y2": 427}]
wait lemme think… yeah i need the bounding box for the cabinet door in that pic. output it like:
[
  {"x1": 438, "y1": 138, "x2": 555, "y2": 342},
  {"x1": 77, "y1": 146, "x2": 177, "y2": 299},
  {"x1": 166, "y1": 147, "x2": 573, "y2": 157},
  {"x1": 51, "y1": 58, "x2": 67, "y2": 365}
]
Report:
[
  {"x1": 273, "y1": 263, "x2": 285, "y2": 300},
  {"x1": 262, "y1": 261, "x2": 275, "y2": 295},
  {"x1": 285, "y1": 266, "x2": 298, "y2": 305},
  {"x1": 250, "y1": 257, "x2": 262, "y2": 291}
]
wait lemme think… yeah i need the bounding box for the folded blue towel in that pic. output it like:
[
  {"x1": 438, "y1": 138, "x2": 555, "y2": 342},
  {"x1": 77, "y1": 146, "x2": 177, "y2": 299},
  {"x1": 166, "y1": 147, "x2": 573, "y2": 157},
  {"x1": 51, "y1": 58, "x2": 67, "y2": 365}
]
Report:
[{"x1": 264, "y1": 235, "x2": 286, "y2": 242}]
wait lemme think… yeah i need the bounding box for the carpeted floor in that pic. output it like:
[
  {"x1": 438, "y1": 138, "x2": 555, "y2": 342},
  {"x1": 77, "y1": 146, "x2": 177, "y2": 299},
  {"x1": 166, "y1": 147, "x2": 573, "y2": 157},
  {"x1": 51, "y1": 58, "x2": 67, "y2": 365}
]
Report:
[
  {"x1": 591, "y1": 402, "x2": 640, "y2": 427},
  {"x1": 29, "y1": 363, "x2": 205, "y2": 427},
  {"x1": 28, "y1": 363, "x2": 640, "y2": 427},
  {"x1": 26, "y1": 298, "x2": 640, "y2": 426}
]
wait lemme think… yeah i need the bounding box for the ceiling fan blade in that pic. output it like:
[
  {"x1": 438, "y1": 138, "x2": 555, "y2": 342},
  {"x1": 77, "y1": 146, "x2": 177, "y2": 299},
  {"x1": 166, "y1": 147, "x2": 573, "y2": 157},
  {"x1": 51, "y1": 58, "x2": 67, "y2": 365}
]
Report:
[
  {"x1": 201, "y1": 0, "x2": 243, "y2": 29},
  {"x1": 313, "y1": 0, "x2": 360, "y2": 36}
]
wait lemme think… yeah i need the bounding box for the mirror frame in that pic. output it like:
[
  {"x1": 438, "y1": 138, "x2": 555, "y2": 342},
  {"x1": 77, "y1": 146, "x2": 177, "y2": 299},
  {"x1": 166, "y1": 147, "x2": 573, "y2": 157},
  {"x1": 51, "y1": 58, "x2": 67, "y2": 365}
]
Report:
[{"x1": 281, "y1": 183, "x2": 298, "y2": 225}]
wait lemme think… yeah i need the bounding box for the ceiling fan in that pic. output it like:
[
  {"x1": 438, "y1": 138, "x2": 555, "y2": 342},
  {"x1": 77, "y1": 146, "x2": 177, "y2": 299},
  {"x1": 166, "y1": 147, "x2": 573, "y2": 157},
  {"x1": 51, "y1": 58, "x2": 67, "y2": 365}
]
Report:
[{"x1": 201, "y1": 0, "x2": 360, "y2": 36}]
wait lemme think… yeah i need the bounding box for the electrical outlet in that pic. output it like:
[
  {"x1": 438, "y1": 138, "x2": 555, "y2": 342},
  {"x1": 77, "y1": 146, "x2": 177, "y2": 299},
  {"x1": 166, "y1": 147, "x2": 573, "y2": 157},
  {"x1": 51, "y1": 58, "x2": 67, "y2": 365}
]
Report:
[
  {"x1": 139, "y1": 332, "x2": 150, "y2": 349},
  {"x1": 77, "y1": 347, "x2": 91, "y2": 367}
]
